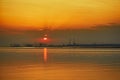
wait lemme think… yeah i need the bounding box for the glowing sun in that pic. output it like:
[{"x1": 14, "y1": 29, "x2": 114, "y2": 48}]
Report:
[{"x1": 43, "y1": 37, "x2": 47, "y2": 40}]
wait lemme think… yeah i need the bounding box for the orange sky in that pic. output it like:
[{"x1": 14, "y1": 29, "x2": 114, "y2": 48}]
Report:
[{"x1": 1, "y1": 0, "x2": 120, "y2": 30}]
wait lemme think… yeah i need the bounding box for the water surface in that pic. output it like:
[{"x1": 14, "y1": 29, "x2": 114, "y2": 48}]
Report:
[{"x1": 0, "y1": 48, "x2": 120, "y2": 80}]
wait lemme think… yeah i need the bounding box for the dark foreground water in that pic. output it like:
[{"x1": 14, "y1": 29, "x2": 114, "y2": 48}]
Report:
[{"x1": 0, "y1": 48, "x2": 120, "y2": 80}]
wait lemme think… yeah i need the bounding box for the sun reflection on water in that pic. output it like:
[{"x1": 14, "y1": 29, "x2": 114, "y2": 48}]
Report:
[{"x1": 43, "y1": 48, "x2": 47, "y2": 63}]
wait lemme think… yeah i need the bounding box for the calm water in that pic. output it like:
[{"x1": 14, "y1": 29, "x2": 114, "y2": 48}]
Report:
[{"x1": 0, "y1": 48, "x2": 120, "y2": 80}]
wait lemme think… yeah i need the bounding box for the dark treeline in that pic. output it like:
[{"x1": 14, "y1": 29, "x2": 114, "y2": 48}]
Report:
[{"x1": 10, "y1": 43, "x2": 120, "y2": 48}]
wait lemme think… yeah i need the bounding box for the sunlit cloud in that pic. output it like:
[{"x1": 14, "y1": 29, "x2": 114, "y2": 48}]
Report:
[{"x1": 1, "y1": 0, "x2": 120, "y2": 30}]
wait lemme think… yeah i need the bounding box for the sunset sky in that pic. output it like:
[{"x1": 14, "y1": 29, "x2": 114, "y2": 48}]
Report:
[
  {"x1": 0, "y1": 0, "x2": 120, "y2": 46},
  {"x1": 1, "y1": 0, "x2": 120, "y2": 30}
]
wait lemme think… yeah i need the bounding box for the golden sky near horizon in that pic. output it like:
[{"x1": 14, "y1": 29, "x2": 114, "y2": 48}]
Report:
[{"x1": 1, "y1": 0, "x2": 120, "y2": 30}]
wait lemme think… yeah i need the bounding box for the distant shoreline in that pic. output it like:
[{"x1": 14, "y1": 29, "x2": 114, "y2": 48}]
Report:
[{"x1": 0, "y1": 46, "x2": 120, "y2": 49}]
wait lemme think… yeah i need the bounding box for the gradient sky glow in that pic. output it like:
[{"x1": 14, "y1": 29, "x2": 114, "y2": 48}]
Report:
[
  {"x1": 1, "y1": 0, "x2": 120, "y2": 30},
  {"x1": 0, "y1": 0, "x2": 120, "y2": 46}
]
